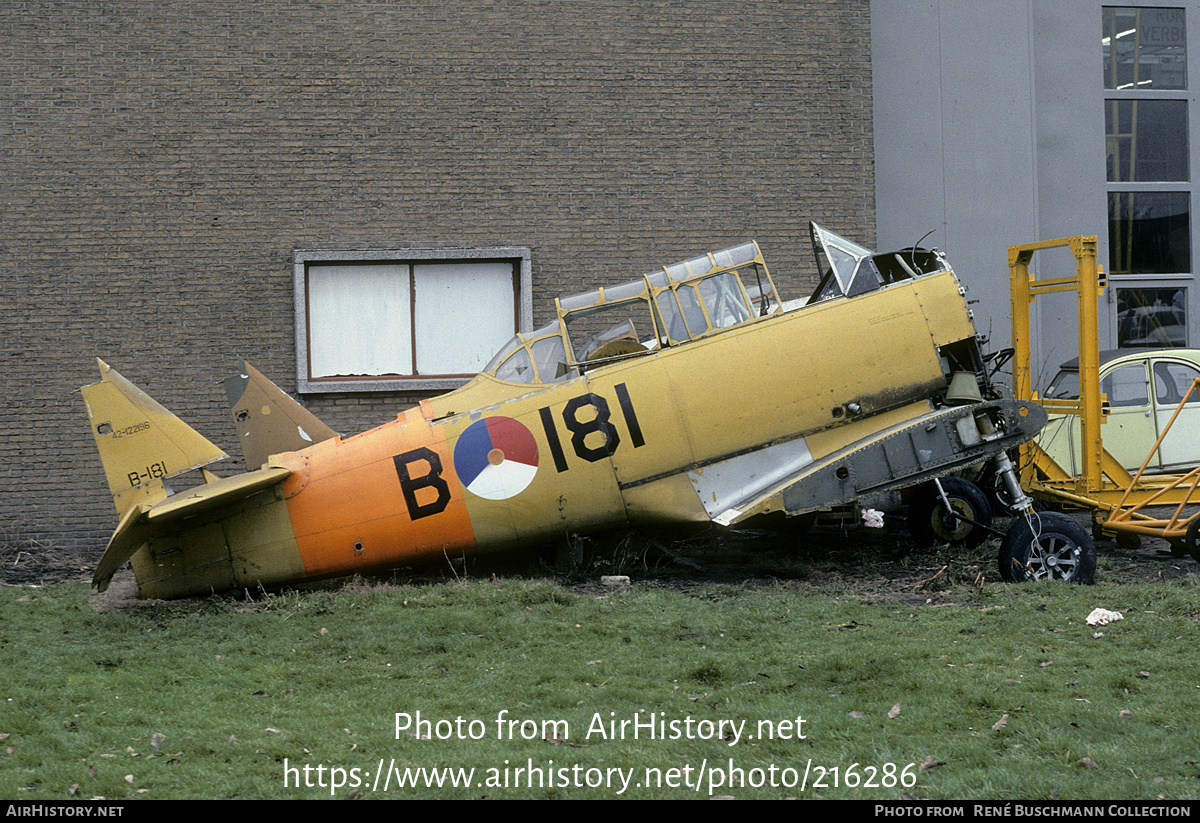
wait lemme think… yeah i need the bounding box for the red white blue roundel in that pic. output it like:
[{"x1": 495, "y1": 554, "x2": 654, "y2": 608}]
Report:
[{"x1": 453, "y1": 416, "x2": 539, "y2": 500}]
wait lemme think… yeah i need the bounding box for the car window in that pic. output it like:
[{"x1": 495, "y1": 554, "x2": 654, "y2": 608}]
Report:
[
  {"x1": 1101, "y1": 362, "x2": 1150, "y2": 408},
  {"x1": 1153, "y1": 361, "x2": 1200, "y2": 407},
  {"x1": 1045, "y1": 369, "x2": 1080, "y2": 399}
]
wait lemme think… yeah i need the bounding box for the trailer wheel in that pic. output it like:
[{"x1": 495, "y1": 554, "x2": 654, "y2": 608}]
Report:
[
  {"x1": 1095, "y1": 520, "x2": 1142, "y2": 549},
  {"x1": 908, "y1": 477, "x2": 992, "y2": 549},
  {"x1": 1116, "y1": 531, "x2": 1142, "y2": 550},
  {"x1": 1185, "y1": 518, "x2": 1200, "y2": 564},
  {"x1": 999, "y1": 512, "x2": 1095, "y2": 584}
]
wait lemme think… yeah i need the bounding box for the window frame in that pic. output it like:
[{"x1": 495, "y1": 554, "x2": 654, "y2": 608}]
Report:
[
  {"x1": 1102, "y1": 6, "x2": 1194, "y2": 351},
  {"x1": 294, "y1": 247, "x2": 533, "y2": 393}
]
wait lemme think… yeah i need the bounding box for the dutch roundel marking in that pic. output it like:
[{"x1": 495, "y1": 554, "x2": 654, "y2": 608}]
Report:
[{"x1": 453, "y1": 416, "x2": 540, "y2": 500}]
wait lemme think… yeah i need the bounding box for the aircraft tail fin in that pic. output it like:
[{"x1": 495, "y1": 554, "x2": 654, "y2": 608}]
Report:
[
  {"x1": 222, "y1": 359, "x2": 338, "y2": 469},
  {"x1": 81, "y1": 360, "x2": 228, "y2": 518}
]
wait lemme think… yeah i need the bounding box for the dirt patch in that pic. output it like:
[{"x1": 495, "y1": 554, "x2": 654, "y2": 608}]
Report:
[
  {"x1": 5, "y1": 510, "x2": 1197, "y2": 608},
  {"x1": 0, "y1": 537, "x2": 92, "y2": 589},
  {"x1": 87, "y1": 576, "x2": 144, "y2": 613}
]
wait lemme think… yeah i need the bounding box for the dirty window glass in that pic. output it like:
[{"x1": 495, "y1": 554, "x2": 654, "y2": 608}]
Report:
[
  {"x1": 307, "y1": 264, "x2": 411, "y2": 378},
  {"x1": 1116, "y1": 287, "x2": 1187, "y2": 346},
  {"x1": 695, "y1": 272, "x2": 752, "y2": 329},
  {"x1": 675, "y1": 286, "x2": 709, "y2": 337},
  {"x1": 741, "y1": 264, "x2": 776, "y2": 314},
  {"x1": 1108, "y1": 192, "x2": 1191, "y2": 274},
  {"x1": 1101, "y1": 362, "x2": 1150, "y2": 407},
  {"x1": 306, "y1": 259, "x2": 518, "y2": 382},
  {"x1": 655, "y1": 291, "x2": 692, "y2": 343},
  {"x1": 1154, "y1": 360, "x2": 1200, "y2": 405},
  {"x1": 1103, "y1": 7, "x2": 1186, "y2": 90},
  {"x1": 565, "y1": 299, "x2": 658, "y2": 365},
  {"x1": 495, "y1": 347, "x2": 534, "y2": 384},
  {"x1": 531, "y1": 335, "x2": 570, "y2": 382},
  {"x1": 1046, "y1": 369, "x2": 1081, "y2": 400},
  {"x1": 1106, "y1": 100, "x2": 1189, "y2": 182}
]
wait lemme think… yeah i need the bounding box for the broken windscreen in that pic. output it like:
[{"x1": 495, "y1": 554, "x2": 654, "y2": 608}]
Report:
[
  {"x1": 808, "y1": 222, "x2": 879, "y2": 303},
  {"x1": 806, "y1": 223, "x2": 950, "y2": 304}
]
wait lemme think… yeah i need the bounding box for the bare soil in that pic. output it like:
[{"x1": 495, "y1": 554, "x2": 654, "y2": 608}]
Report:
[{"x1": 5, "y1": 510, "x2": 1195, "y2": 609}]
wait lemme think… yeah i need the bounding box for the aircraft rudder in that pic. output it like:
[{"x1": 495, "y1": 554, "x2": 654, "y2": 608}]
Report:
[
  {"x1": 223, "y1": 359, "x2": 338, "y2": 469},
  {"x1": 81, "y1": 361, "x2": 228, "y2": 517}
]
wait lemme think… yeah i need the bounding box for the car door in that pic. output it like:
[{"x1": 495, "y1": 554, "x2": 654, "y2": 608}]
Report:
[
  {"x1": 1151, "y1": 358, "x2": 1200, "y2": 469},
  {"x1": 1096, "y1": 359, "x2": 1161, "y2": 472}
]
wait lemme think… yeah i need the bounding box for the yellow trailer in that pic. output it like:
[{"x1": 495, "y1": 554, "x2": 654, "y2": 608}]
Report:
[{"x1": 1010, "y1": 236, "x2": 1200, "y2": 562}]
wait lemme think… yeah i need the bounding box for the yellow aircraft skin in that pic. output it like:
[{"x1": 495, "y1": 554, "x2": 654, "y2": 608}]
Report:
[{"x1": 83, "y1": 226, "x2": 1046, "y2": 598}]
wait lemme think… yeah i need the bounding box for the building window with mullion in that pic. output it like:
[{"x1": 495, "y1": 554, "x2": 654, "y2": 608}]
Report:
[{"x1": 295, "y1": 249, "x2": 532, "y2": 392}]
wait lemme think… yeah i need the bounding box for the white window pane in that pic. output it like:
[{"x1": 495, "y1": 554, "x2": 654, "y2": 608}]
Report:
[
  {"x1": 1102, "y1": 363, "x2": 1150, "y2": 407},
  {"x1": 308, "y1": 264, "x2": 411, "y2": 377},
  {"x1": 413, "y1": 262, "x2": 514, "y2": 374}
]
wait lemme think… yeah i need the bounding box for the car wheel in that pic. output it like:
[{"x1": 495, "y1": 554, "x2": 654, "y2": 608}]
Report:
[
  {"x1": 998, "y1": 512, "x2": 1095, "y2": 583},
  {"x1": 908, "y1": 477, "x2": 992, "y2": 549}
]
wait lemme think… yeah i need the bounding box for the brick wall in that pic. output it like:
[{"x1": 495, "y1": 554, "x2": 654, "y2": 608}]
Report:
[{"x1": 0, "y1": 0, "x2": 874, "y2": 556}]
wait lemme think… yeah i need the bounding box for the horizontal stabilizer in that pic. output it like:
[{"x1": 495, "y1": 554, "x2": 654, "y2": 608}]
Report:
[
  {"x1": 81, "y1": 360, "x2": 228, "y2": 517},
  {"x1": 223, "y1": 360, "x2": 338, "y2": 469},
  {"x1": 91, "y1": 465, "x2": 291, "y2": 592}
]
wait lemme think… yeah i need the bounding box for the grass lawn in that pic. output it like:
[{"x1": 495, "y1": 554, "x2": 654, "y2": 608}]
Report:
[{"x1": 1, "y1": 529, "x2": 1198, "y2": 800}]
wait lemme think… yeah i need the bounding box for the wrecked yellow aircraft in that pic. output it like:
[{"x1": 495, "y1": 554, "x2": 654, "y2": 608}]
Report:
[{"x1": 82, "y1": 224, "x2": 1076, "y2": 599}]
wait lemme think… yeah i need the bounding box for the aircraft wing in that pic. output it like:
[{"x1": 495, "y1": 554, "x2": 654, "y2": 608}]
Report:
[
  {"x1": 689, "y1": 398, "x2": 1046, "y2": 526},
  {"x1": 92, "y1": 466, "x2": 291, "y2": 592}
]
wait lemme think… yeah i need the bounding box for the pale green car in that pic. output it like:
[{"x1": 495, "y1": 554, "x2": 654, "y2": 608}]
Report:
[{"x1": 1039, "y1": 348, "x2": 1200, "y2": 475}]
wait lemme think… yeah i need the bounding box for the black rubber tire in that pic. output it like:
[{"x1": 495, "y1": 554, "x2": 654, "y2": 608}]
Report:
[
  {"x1": 1096, "y1": 520, "x2": 1142, "y2": 549},
  {"x1": 908, "y1": 477, "x2": 992, "y2": 549},
  {"x1": 998, "y1": 512, "x2": 1096, "y2": 584},
  {"x1": 1186, "y1": 518, "x2": 1200, "y2": 564},
  {"x1": 1115, "y1": 531, "x2": 1142, "y2": 550}
]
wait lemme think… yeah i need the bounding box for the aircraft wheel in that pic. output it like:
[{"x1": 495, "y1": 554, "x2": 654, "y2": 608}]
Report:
[
  {"x1": 908, "y1": 477, "x2": 992, "y2": 549},
  {"x1": 982, "y1": 454, "x2": 1022, "y2": 517},
  {"x1": 998, "y1": 512, "x2": 1095, "y2": 584}
]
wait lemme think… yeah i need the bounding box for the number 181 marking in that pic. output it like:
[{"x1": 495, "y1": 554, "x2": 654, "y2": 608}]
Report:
[{"x1": 538, "y1": 382, "x2": 645, "y2": 473}]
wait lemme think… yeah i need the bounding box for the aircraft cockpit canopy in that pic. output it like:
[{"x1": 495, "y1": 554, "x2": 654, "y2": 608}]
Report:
[
  {"x1": 807, "y1": 222, "x2": 950, "y2": 304},
  {"x1": 483, "y1": 240, "x2": 779, "y2": 384}
]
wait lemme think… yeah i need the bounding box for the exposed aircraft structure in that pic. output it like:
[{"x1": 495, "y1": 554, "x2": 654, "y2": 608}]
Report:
[{"x1": 81, "y1": 224, "x2": 1063, "y2": 598}]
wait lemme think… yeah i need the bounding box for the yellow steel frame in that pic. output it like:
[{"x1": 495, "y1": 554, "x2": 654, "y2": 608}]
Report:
[
  {"x1": 1101, "y1": 378, "x2": 1200, "y2": 545},
  {"x1": 1010, "y1": 236, "x2": 1200, "y2": 543}
]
